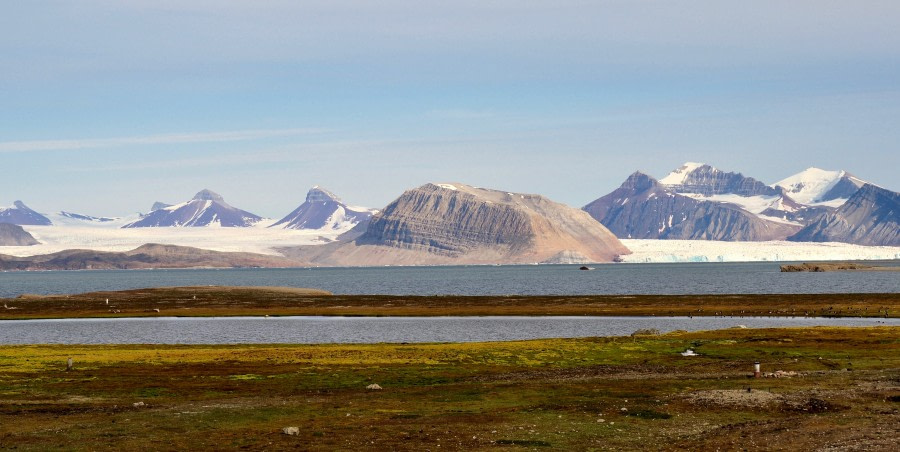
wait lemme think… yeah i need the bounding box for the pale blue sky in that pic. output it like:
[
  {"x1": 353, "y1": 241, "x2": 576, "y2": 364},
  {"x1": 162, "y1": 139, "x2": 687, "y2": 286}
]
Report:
[{"x1": 2, "y1": 1, "x2": 898, "y2": 217}]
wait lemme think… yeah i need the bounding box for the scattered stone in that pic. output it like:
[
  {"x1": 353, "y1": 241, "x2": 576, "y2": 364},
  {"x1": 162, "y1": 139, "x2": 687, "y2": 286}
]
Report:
[
  {"x1": 133, "y1": 401, "x2": 145, "y2": 408},
  {"x1": 366, "y1": 383, "x2": 383, "y2": 390},
  {"x1": 152, "y1": 308, "x2": 160, "y2": 313},
  {"x1": 282, "y1": 427, "x2": 300, "y2": 436},
  {"x1": 763, "y1": 370, "x2": 799, "y2": 378},
  {"x1": 680, "y1": 349, "x2": 698, "y2": 356}
]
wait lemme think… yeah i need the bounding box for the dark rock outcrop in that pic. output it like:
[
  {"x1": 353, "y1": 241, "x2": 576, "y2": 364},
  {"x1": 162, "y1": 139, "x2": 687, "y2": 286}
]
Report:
[
  {"x1": 584, "y1": 172, "x2": 800, "y2": 241},
  {"x1": 123, "y1": 190, "x2": 262, "y2": 228},
  {"x1": 280, "y1": 183, "x2": 629, "y2": 265},
  {"x1": 0, "y1": 223, "x2": 39, "y2": 246},
  {"x1": 0, "y1": 201, "x2": 52, "y2": 226},
  {"x1": 788, "y1": 184, "x2": 900, "y2": 246},
  {"x1": 271, "y1": 186, "x2": 373, "y2": 230}
]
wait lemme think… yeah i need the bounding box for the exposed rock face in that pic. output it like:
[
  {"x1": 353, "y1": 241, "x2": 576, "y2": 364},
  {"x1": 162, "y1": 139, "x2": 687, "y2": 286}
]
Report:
[
  {"x1": 584, "y1": 172, "x2": 800, "y2": 241},
  {"x1": 0, "y1": 243, "x2": 301, "y2": 270},
  {"x1": 0, "y1": 223, "x2": 39, "y2": 246},
  {"x1": 660, "y1": 163, "x2": 779, "y2": 197},
  {"x1": 0, "y1": 201, "x2": 52, "y2": 226},
  {"x1": 788, "y1": 184, "x2": 900, "y2": 246},
  {"x1": 281, "y1": 183, "x2": 629, "y2": 265},
  {"x1": 270, "y1": 186, "x2": 373, "y2": 231},
  {"x1": 123, "y1": 190, "x2": 262, "y2": 228}
]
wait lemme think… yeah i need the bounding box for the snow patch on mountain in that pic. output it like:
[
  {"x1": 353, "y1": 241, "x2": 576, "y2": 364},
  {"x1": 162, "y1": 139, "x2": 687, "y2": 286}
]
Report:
[
  {"x1": 774, "y1": 168, "x2": 864, "y2": 205},
  {"x1": 659, "y1": 162, "x2": 706, "y2": 185}
]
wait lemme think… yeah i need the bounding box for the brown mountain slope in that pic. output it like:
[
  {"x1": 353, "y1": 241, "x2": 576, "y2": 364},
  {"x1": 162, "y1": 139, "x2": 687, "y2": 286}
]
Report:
[{"x1": 280, "y1": 183, "x2": 629, "y2": 265}]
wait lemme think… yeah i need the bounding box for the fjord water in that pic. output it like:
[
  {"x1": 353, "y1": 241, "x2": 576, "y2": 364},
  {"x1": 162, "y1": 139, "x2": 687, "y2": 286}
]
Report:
[
  {"x1": 0, "y1": 262, "x2": 897, "y2": 298},
  {"x1": 2, "y1": 316, "x2": 897, "y2": 345}
]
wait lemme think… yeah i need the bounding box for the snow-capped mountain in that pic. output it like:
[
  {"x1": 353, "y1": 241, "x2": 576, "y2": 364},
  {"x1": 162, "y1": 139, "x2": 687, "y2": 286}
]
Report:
[
  {"x1": 270, "y1": 186, "x2": 374, "y2": 231},
  {"x1": 0, "y1": 201, "x2": 52, "y2": 226},
  {"x1": 123, "y1": 189, "x2": 263, "y2": 228},
  {"x1": 789, "y1": 184, "x2": 899, "y2": 246},
  {"x1": 773, "y1": 168, "x2": 867, "y2": 206},
  {"x1": 584, "y1": 162, "x2": 890, "y2": 244},
  {"x1": 584, "y1": 172, "x2": 800, "y2": 241},
  {"x1": 660, "y1": 163, "x2": 780, "y2": 197}
]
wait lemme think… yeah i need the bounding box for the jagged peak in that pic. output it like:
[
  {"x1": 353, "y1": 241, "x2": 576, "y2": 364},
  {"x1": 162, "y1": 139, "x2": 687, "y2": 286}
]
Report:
[
  {"x1": 192, "y1": 189, "x2": 225, "y2": 203},
  {"x1": 620, "y1": 172, "x2": 661, "y2": 191},
  {"x1": 13, "y1": 200, "x2": 29, "y2": 210}
]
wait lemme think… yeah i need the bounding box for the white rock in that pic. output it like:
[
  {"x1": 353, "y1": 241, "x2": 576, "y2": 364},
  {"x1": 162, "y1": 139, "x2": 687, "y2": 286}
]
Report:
[
  {"x1": 282, "y1": 427, "x2": 300, "y2": 436},
  {"x1": 366, "y1": 383, "x2": 383, "y2": 390}
]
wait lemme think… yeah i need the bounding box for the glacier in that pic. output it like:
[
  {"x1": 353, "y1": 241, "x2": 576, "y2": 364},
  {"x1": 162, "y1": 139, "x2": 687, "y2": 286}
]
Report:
[{"x1": 620, "y1": 239, "x2": 900, "y2": 263}]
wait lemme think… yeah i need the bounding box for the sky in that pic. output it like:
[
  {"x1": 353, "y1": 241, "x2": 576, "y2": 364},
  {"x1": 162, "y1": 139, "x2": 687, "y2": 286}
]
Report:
[{"x1": 2, "y1": 0, "x2": 899, "y2": 218}]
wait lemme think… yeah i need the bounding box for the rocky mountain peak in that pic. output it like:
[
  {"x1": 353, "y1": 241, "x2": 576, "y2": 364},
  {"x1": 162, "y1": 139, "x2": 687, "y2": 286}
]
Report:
[
  {"x1": 620, "y1": 172, "x2": 661, "y2": 192},
  {"x1": 0, "y1": 201, "x2": 52, "y2": 226},
  {"x1": 306, "y1": 186, "x2": 341, "y2": 203},
  {"x1": 662, "y1": 163, "x2": 779, "y2": 197},
  {"x1": 192, "y1": 189, "x2": 225, "y2": 203},
  {"x1": 150, "y1": 202, "x2": 173, "y2": 212}
]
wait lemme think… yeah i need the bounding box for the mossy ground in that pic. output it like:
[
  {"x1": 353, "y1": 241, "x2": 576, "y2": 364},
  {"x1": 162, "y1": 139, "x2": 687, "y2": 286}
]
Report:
[{"x1": 1, "y1": 327, "x2": 898, "y2": 450}]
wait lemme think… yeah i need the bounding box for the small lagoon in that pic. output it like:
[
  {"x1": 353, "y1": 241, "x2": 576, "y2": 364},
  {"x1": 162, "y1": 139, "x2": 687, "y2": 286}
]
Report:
[{"x1": 1, "y1": 316, "x2": 895, "y2": 344}]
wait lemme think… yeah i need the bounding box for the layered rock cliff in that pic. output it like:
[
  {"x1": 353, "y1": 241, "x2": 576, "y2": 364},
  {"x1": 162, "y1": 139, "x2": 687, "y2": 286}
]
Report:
[{"x1": 281, "y1": 183, "x2": 629, "y2": 265}]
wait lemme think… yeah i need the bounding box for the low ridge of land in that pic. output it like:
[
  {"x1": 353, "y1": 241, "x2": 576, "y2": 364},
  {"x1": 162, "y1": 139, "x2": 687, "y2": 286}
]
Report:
[
  {"x1": 1, "y1": 286, "x2": 897, "y2": 319},
  {"x1": 780, "y1": 262, "x2": 900, "y2": 272}
]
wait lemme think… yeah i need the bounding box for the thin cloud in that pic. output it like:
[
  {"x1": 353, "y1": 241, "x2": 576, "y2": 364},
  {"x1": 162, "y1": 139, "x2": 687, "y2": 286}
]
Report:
[{"x1": 0, "y1": 128, "x2": 329, "y2": 153}]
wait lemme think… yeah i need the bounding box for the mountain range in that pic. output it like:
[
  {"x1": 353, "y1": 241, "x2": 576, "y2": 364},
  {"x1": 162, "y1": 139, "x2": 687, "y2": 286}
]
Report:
[
  {"x1": 1, "y1": 165, "x2": 897, "y2": 263},
  {"x1": 584, "y1": 163, "x2": 896, "y2": 246}
]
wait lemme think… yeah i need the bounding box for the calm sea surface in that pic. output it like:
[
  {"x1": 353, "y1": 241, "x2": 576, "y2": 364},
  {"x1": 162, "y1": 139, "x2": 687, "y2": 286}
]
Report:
[
  {"x1": 0, "y1": 262, "x2": 897, "y2": 298},
  {"x1": 2, "y1": 316, "x2": 897, "y2": 344}
]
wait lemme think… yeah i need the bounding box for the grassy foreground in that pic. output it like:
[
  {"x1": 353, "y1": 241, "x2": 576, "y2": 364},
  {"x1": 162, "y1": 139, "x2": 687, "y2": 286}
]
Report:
[
  {"x1": 2, "y1": 286, "x2": 898, "y2": 319},
  {"x1": 1, "y1": 327, "x2": 898, "y2": 450}
]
